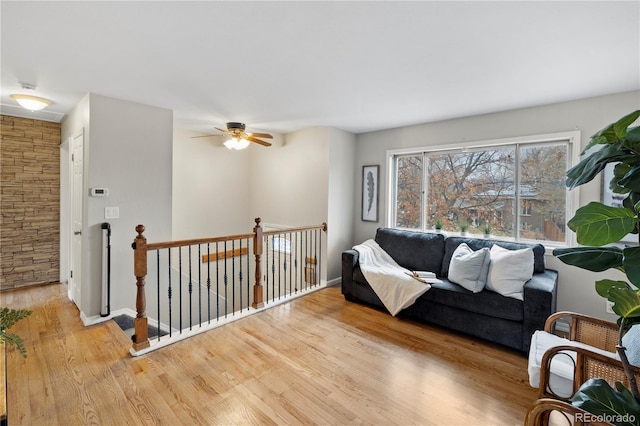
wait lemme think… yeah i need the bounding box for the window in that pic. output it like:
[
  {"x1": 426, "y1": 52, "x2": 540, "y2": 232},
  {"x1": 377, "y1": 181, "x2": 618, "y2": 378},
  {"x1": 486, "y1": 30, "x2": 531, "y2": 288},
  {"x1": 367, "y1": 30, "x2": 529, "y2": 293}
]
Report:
[{"x1": 389, "y1": 133, "x2": 578, "y2": 245}]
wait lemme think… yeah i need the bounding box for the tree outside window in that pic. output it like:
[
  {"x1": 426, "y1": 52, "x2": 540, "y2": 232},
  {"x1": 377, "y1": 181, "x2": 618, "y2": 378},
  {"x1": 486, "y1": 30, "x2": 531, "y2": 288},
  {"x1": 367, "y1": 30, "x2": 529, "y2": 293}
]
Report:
[{"x1": 392, "y1": 141, "x2": 568, "y2": 243}]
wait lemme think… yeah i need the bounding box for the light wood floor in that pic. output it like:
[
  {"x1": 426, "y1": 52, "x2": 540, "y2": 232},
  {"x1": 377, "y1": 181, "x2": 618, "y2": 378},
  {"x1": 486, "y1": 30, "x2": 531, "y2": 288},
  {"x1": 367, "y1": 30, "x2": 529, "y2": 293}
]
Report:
[{"x1": 4, "y1": 283, "x2": 538, "y2": 425}]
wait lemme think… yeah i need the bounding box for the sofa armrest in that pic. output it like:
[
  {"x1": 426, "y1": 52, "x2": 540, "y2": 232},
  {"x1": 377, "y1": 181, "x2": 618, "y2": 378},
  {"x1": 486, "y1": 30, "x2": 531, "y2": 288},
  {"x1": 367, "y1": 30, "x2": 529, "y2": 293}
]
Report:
[
  {"x1": 341, "y1": 250, "x2": 359, "y2": 298},
  {"x1": 522, "y1": 269, "x2": 558, "y2": 352},
  {"x1": 343, "y1": 249, "x2": 359, "y2": 268}
]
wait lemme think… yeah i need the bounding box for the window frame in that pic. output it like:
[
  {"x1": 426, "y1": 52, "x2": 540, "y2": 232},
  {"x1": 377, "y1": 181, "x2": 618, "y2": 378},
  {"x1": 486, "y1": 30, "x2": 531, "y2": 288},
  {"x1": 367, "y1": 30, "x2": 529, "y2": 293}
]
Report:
[{"x1": 386, "y1": 131, "x2": 581, "y2": 247}]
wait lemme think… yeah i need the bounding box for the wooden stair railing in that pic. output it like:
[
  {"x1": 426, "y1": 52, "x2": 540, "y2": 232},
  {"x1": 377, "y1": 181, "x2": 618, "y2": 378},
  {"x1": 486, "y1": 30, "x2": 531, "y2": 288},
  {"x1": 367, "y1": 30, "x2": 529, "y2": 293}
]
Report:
[
  {"x1": 253, "y1": 218, "x2": 264, "y2": 310},
  {"x1": 131, "y1": 218, "x2": 327, "y2": 352},
  {"x1": 132, "y1": 224, "x2": 149, "y2": 351}
]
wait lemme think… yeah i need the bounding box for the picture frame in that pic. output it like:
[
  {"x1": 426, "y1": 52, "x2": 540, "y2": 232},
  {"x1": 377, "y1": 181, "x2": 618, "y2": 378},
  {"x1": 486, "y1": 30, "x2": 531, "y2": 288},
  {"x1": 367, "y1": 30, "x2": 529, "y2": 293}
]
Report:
[
  {"x1": 361, "y1": 165, "x2": 379, "y2": 222},
  {"x1": 602, "y1": 163, "x2": 636, "y2": 243}
]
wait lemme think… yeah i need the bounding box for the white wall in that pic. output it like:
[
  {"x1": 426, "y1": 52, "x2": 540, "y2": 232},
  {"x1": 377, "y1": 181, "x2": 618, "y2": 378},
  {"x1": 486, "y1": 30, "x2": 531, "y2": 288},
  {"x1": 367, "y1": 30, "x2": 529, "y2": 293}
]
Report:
[
  {"x1": 172, "y1": 129, "x2": 252, "y2": 238},
  {"x1": 353, "y1": 90, "x2": 640, "y2": 320},
  {"x1": 249, "y1": 127, "x2": 330, "y2": 227},
  {"x1": 61, "y1": 93, "x2": 173, "y2": 319},
  {"x1": 328, "y1": 128, "x2": 356, "y2": 282},
  {"x1": 248, "y1": 126, "x2": 357, "y2": 283}
]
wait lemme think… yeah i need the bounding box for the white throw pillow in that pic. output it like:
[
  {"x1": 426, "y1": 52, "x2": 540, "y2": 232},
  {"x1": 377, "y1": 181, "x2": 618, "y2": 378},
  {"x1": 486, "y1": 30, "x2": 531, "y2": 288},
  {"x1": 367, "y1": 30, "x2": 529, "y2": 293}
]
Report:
[
  {"x1": 486, "y1": 245, "x2": 534, "y2": 300},
  {"x1": 448, "y1": 243, "x2": 491, "y2": 293}
]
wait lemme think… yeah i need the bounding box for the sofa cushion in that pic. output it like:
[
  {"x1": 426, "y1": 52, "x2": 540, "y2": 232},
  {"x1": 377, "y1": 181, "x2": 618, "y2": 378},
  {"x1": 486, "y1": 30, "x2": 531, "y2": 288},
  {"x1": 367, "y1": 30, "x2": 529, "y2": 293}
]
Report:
[
  {"x1": 528, "y1": 330, "x2": 617, "y2": 398},
  {"x1": 440, "y1": 236, "x2": 546, "y2": 277},
  {"x1": 486, "y1": 245, "x2": 534, "y2": 301},
  {"x1": 448, "y1": 243, "x2": 491, "y2": 293},
  {"x1": 423, "y1": 279, "x2": 524, "y2": 321},
  {"x1": 528, "y1": 330, "x2": 576, "y2": 398},
  {"x1": 375, "y1": 228, "x2": 445, "y2": 273}
]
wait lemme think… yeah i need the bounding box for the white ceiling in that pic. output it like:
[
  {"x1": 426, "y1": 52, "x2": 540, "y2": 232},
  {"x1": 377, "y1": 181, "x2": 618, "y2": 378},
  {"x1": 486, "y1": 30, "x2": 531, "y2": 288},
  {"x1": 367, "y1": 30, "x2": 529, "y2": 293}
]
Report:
[{"x1": 1, "y1": 1, "x2": 639, "y2": 135}]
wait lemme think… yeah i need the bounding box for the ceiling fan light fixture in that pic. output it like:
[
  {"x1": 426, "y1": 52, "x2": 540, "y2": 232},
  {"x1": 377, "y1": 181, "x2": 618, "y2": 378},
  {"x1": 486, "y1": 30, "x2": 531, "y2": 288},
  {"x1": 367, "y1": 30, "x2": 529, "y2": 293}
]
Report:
[
  {"x1": 10, "y1": 94, "x2": 52, "y2": 111},
  {"x1": 223, "y1": 136, "x2": 250, "y2": 150}
]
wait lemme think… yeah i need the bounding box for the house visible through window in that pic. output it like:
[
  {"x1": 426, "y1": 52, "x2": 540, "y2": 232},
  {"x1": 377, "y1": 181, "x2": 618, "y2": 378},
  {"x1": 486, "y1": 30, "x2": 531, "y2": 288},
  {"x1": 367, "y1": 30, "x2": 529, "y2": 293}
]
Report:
[{"x1": 389, "y1": 133, "x2": 577, "y2": 245}]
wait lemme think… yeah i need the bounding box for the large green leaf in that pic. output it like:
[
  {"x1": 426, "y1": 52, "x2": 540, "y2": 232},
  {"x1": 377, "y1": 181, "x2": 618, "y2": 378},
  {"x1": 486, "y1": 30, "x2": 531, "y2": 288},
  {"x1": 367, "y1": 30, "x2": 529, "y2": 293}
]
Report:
[
  {"x1": 596, "y1": 279, "x2": 631, "y2": 298},
  {"x1": 584, "y1": 110, "x2": 640, "y2": 152},
  {"x1": 553, "y1": 246, "x2": 623, "y2": 272},
  {"x1": 567, "y1": 144, "x2": 626, "y2": 189},
  {"x1": 582, "y1": 134, "x2": 609, "y2": 154},
  {"x1": 624, "y1": 246, "x2": 640, "y2": 288},
  {"x1": 614, "y1": 110, "x2": 640, "y2": 140},
  {"x1": 568, "y1": 202, "x2": 637, "y2": 246},
  {"x1": 588, "y1": 123, "x2": 619, "y2": 146},
  {"x1": 612, "y1": 163, "x2": 633, "y2": 194},
  {"x1": 624, "y1": 194, "x2": 640, "y2": 215},
  {"x1": 608, "y1": 287, "x2": 640, "y2": 318},
  {"x1": 626, "y1": 126, "x2": 640, "y2": 150},
  {"x1": 572, "y1": 378, "x2": 640, "y2": 425},
  {"x1": 620, "y1": 165, "x2": 640, "y2": 192}
]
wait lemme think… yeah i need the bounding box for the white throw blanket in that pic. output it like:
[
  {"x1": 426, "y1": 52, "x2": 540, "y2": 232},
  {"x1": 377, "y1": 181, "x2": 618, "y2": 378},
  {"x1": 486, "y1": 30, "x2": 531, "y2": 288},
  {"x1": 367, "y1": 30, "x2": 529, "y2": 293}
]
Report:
[{"x1": 353, "y1": 239, "x2": 431, "y2": 316}]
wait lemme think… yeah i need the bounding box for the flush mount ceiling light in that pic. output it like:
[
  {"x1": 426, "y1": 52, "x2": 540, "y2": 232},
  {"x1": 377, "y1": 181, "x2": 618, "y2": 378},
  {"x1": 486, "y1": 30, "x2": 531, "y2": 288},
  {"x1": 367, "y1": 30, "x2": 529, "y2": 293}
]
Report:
[
  {"x1": 10, "y1": 82, "x2": 52, "y2": 111},
  {"x1": 10, "y1": 94, "x2": 52, "y2": 111}
]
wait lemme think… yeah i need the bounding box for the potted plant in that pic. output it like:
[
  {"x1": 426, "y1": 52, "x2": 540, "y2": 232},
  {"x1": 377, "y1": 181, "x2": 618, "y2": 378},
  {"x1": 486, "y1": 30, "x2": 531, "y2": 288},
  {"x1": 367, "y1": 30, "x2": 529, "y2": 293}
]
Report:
[
  {"x1": 0, "y1": 307, "x2": 32, "y2": 358},
  {"x1": 552, "y1": 110, "x2": 640, "y2": 420},
  {"x1": 459, "y1": 222, "x2": 469, "y2": 236},
  {"x1": 434, "y1": 218, "x2": 443, "y2": 233},
  {"x1": 483, "y1": 223, "x2": 491, "y2": 238}
]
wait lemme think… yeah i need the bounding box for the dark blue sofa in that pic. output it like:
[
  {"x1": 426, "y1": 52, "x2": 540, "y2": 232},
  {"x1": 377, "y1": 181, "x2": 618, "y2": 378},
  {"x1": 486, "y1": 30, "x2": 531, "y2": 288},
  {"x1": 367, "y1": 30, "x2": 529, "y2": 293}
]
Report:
[{"x1": 341, "y1": 228, "x2": 558, "y2": 352}]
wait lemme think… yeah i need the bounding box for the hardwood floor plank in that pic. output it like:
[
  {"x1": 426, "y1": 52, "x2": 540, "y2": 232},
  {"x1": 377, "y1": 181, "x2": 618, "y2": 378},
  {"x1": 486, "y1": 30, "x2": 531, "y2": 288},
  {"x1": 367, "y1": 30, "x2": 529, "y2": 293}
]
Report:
[{"x1": 4, "y1": 282, "x2": 539, "y2": 425}]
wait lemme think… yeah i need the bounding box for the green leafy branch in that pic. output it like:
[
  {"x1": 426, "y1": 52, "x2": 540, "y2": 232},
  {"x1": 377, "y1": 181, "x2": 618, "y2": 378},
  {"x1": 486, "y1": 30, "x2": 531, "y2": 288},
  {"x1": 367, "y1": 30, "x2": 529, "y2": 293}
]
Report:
[
  {"x1": 0, "y1": 307, "x2": 33, "y2": 358},
  {"x1": 553, "y1": 110, "x2": 640, "y2": 416}
]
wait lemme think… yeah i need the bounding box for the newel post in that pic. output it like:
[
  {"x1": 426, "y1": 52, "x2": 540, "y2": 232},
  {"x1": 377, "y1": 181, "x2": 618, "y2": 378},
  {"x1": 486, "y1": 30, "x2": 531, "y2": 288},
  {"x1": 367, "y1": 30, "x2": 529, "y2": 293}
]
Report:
[
  {"x1": 252, "y1": 218, "x2": 264, "y2": 309},
  {"x1": 132, "y1": 224, "x2": 150, "y2": 351}
]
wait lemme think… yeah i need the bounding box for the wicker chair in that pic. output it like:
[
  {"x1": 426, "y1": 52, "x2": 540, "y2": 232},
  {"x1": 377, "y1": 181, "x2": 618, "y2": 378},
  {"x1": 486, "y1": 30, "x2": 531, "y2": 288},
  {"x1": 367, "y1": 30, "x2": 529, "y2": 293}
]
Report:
[
  {"x1": 525, "y1": 398, "x2": 610, "y2": 426},
  {"x1": 525, "y1": 311, "x2": 640, "y2": 425},
  {"x1": 537, "y1": 311, "x2": 640, "y2": 400}
]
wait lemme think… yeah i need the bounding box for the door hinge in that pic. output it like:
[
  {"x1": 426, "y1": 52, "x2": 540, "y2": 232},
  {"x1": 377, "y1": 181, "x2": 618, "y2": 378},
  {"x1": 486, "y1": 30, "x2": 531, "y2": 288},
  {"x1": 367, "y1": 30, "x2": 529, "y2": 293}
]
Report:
[{"x1": 70, "y1": 270, "x2": 73, "y2": 278}]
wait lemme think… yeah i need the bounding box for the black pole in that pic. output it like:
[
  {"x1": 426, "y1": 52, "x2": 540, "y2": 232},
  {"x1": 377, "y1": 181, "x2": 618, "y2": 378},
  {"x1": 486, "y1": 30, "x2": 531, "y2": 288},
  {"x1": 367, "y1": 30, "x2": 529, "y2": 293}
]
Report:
[{"x1": 100, "y1": 222, "x2": 111, "y2": 317}]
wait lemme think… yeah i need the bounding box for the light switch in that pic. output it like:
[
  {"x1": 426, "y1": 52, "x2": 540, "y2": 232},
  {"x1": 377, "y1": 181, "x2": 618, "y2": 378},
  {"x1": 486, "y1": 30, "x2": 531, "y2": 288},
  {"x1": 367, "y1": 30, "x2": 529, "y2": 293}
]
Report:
[{"x1": 105, "y1": 207, "x2": 119, "y2": 219}]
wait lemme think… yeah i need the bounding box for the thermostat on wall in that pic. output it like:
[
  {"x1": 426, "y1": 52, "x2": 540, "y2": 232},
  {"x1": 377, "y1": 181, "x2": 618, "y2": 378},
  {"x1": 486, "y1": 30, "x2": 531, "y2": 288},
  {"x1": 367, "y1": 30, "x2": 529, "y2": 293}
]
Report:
[{"x1": 90, "y1": 188, "x2": 109, "y2": 197}]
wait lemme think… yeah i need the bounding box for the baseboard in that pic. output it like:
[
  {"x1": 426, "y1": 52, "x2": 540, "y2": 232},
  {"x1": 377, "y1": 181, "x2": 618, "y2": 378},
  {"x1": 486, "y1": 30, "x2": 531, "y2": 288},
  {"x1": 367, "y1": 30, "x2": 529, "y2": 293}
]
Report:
[
  {"x1": 326, "y1": 277, "x2": 341, "y2": 287},
  {"x1": 81, "y1": 308, "x2": 135, "y2": 326}
]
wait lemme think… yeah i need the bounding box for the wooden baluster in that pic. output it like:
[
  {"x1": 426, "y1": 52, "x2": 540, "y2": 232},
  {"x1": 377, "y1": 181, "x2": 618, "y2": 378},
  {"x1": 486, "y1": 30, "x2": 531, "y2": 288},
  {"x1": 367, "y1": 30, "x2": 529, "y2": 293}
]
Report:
[
  {"x1": 252, "y1": 218, "x2": 264, "y2": 309},
  {"x1": 132, "y1": 225, "x2": 150, "y2": 350}
]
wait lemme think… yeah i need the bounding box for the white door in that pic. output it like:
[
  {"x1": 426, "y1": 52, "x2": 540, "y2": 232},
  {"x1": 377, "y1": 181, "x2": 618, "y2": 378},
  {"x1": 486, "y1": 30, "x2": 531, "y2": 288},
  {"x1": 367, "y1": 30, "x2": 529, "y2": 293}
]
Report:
[{"x1": 70, "y1": 130, "x2": 84, "y2": 308}]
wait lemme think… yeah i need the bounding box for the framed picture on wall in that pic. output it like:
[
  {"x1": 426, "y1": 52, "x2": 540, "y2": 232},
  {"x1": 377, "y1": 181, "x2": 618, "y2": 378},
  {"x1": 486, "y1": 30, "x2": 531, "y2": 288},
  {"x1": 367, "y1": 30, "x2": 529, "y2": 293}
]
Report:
[{"x1": 362, "y1": 165, "x2": 379, "y2": 222}]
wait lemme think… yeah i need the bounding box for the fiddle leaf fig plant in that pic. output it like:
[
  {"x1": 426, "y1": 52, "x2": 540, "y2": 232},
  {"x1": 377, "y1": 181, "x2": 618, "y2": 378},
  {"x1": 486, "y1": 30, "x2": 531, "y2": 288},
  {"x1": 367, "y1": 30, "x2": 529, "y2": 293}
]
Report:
[
  {"x1": 552, "y1": 110, "x2": 640, "y2": 417},
  {"x1": 0, "y1": 307, "x2": 32, "y2": 358}
]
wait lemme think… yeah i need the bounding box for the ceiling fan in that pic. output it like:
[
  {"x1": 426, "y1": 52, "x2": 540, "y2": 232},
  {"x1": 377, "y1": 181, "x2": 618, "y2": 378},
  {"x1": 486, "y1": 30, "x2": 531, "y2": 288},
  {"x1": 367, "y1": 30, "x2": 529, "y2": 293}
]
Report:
[{"x1": 192, "y1": 122, "x2": 273, "y2": 149}]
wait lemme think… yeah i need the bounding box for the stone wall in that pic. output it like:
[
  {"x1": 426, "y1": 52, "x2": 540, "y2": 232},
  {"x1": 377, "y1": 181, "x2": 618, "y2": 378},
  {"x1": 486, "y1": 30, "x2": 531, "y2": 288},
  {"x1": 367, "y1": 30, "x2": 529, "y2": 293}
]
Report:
[{"x1": 1, "y1": 115, "x2": 61, "y2": 291}]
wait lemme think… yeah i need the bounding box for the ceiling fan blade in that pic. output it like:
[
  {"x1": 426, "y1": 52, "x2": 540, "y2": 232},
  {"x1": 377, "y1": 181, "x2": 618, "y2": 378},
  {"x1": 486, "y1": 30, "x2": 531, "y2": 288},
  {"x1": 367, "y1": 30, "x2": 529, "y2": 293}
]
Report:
[
  {"x1": 190, "y1": 134, "x2": 222, "y2": 139},
  {"x1": 247, "y1": 136, "x2": 272, "y2": 147},
  {"x1": 248, "y1": 132, "x2": 273, "y2": 139},
  {"x1": 214, "y1": 127, "x2": 229, "y2": 133}
]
